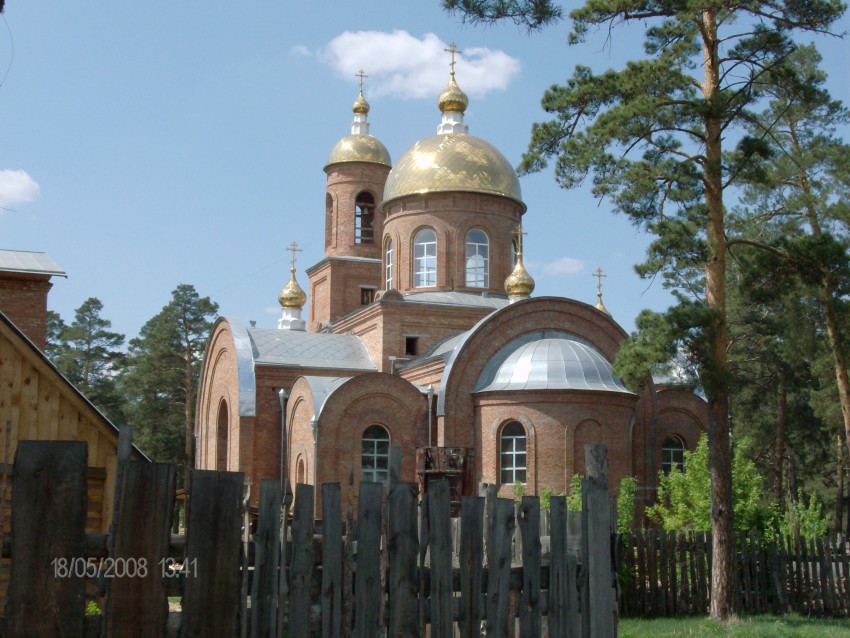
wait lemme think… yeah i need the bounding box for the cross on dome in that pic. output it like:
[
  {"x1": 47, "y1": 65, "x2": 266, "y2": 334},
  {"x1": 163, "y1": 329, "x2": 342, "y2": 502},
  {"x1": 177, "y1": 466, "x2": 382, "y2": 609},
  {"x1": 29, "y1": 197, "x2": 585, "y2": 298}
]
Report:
[
  {"x1": 287, "y1": 241, "x2": 303, "y2": 273},
  {"x1": 593, "y1": 267, "x2": 607, "y2": 294},
  {"x1": 444, "y1": 42, "x2": 462, "y2": 76},
  {"x1": 355, "y1": 69, "x2": 368, "y2": 92}
]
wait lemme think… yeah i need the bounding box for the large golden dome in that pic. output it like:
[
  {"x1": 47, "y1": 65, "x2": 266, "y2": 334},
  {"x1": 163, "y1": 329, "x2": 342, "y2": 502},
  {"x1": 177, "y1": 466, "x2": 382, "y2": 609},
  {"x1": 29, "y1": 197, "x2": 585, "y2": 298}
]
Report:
[
  {"x1": 326, "y1": 134, "x2": 392, "y2": 168},
  {"x1": 382, "y1": 134, "x2": 524, "y2": 208}
]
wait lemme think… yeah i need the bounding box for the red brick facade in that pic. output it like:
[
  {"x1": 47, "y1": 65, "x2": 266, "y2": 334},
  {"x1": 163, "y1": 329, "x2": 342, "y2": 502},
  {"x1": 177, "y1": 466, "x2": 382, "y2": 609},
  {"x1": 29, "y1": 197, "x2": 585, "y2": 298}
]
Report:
[{"x1": 0, "y1": 275, "x2": 52, "y2": 349}]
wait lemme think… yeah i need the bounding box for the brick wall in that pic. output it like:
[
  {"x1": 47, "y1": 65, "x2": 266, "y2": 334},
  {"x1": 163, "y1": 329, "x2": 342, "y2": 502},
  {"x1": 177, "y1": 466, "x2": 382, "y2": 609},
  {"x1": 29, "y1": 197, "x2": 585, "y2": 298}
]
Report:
[{"x1": 0, "y1": 275, "x2": 52, "y2": 350}]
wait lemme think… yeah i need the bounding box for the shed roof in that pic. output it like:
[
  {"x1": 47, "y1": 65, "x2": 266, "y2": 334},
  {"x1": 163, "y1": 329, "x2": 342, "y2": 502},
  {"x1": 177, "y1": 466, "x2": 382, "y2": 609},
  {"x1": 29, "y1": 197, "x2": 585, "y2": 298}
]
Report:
[{"x1": 0, "y1": 249, "x2": 66, "y2": 277}]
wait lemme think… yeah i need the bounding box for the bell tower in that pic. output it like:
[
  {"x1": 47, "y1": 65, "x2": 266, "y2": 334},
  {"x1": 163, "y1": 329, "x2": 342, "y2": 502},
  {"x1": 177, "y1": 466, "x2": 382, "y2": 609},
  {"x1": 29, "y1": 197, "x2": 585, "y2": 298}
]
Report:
[{"x1": 307, "y1": 72, "x2": 392, "y2": 332}]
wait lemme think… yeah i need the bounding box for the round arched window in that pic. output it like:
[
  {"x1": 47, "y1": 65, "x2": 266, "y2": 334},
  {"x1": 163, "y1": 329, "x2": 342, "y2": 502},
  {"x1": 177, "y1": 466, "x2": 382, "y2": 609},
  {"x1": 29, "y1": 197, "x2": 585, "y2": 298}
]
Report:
[
  {"x1": 465, "y1": 229, "x2": 489, "y2": 287},
  {"x1": 413, "y1": 229, "x2": 437, "y2": 287},
  {"x1": 362, "y1": 424, "x2": 390, "y2": 484},
  {"x1": 661, "y1": 436, "x2": 685, "y2": 474},
  {"x1": 500, "y1": 421, "x2": 526, "y2": 485}
]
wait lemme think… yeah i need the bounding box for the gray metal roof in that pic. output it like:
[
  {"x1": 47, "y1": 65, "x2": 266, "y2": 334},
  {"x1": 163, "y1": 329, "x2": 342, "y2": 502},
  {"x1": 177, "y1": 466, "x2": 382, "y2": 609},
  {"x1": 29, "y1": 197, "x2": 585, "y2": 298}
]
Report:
[
  {"x1": 0, "y1": 250, "x2": 66, "y2": 277},
  {"x1": 300, "y1": 376, "x2": 352, "y2": 419},
  {"x1": 402, "y1": 291, "x2": 509, "y2": 309},
  {"x1": 474, "y1": 331, "x2": 633, "y2": 394},
  {"x1": 247, "y1": 327, "x2": 377, "y2": 370}
]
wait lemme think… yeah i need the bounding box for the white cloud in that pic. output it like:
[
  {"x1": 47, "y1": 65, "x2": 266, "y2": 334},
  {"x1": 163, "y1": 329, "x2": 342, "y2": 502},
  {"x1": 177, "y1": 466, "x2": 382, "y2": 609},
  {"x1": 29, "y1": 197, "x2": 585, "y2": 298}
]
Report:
[
  {"x1": 290, "y1": 44, "x2": 311, "y2": 57},
  {"x1": 541, "y1": 256, "x2": 584, "y2": 276},
  {"x1": 320, "y1": 30, "x2": 520, "y2": 99},
  {"x1": 0, "y1": 169, "x2": 40, "y2": 209}
]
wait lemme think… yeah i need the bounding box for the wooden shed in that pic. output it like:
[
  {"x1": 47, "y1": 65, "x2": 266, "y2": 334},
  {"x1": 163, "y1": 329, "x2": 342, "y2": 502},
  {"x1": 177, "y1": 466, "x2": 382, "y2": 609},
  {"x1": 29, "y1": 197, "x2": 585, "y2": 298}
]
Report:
[{"x1": 0, "y1": 309, "x2": 148, "y2": 610}]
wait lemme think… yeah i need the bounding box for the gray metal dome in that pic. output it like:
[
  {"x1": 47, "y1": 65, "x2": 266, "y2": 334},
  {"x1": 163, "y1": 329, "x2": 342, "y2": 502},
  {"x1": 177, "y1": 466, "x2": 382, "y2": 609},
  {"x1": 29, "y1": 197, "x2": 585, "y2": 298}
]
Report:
[{"x1": 473, "y1": 331, "x2": 632, "y2": 394}]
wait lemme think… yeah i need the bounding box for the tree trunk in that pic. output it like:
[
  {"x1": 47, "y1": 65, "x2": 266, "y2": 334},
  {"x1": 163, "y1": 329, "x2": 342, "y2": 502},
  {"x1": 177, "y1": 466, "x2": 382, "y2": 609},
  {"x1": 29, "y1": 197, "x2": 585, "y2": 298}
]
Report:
[
  {"x1": 774, "y1": 386, "x2": 787, "y2": 508},
  {"x1": 702, "y1": 9, "x2": 735, "y2": 621},
  {"x1": 837, "y1": 435, "x2": 846, "y2": 534}
]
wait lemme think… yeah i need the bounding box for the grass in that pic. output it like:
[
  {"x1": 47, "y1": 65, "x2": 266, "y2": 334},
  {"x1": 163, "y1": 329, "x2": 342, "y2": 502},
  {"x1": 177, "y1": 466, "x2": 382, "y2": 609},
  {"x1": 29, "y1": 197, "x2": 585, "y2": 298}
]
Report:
[{"x1": 619, "y1": 614, "x2": 850, "y2": 637}]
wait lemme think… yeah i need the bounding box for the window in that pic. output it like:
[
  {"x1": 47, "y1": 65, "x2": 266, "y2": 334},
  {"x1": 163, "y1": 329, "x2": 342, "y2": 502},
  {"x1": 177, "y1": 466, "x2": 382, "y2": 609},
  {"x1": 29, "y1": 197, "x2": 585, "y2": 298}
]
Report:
[
  {"x1": 465, "y1": 229, "x2": 489, "y2": 287},
  {"x1": 511, "y1": 237, "x2": 519, "y2": 269},
  {"x1": 296, "y1": 456, "x2": 306, "y2": 484},
  {"x1": 216, "y1": 399, "x2": 228, "y2": 471},
  {"x1": 385, "y1": 238, "x2": 394, "y2": 289},
  {"x1": 360, "y1": 287, "x2": 376, "y2": 305},
  {"x1": 662, "y1": 436, "x2": 685, "y2": 474},
  {"x1": 355, "y1": 192, "x2": 375, "y2": 244},
  {"x1": 413, "y1": 229, "x2": 437, "y2": 287},
  {"x1": 500, "y1": 421, "x2": 526, "y2": 485},
  {"x1": 362, "y1": 425, "x2": 390, "y2": 483},
  {"x1": 405, "y1": 336, "x2": 418, "y2": 356}
]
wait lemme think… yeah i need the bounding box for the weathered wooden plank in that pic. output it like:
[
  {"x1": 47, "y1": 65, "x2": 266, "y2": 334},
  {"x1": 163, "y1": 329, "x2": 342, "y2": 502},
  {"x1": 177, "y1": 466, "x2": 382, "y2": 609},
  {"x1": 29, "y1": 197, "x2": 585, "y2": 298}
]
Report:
[
  {"x1": 428, "y1": 479, "x2": 452, "y2": 637},
  {"x1": 7, "y1": 441, "x2": 88, "y2": 638},
  {"x1": 103, "y1": 461, "x2": 176, "y2": 638},
  {"x1": 289, "y1": 483, "x2": 315, "y2": 638},
  {"x1": 251, "y1": 479, "x2": 281, "y2": 638},
  {"x1": 277, "y1": 479, "x2": 293, "y2": 636},
  {"x1": 548, "y1": 496, "x2": 568, "y2": 637},
  {"x1": 566, "y1": 537, "x2": 580, "y2": 638},
  {"x1": 518, "y1": 496, "x2": 542, "y2": 638},
  {"x1": 459, "y1": 496, "x2": 484, "y2": 638},
  {"x1": 658, "y1": 531, "x2": 669, "y2": 616},
  {"x1": 354, "y1": 481, "x2": 383, "y2": 638},
  {"x1": 182, "y1": 469, "x2": 245, "y2": 638},
  {"x1": 636, "y1": 529, "x2": 647, "y2": 616},
  {"x1": 486, "y1": 497, "x2": 516, "y2": 638},
  {"x1": 582, "y1": 445, "x2": 614, "y2": 636},
  {"x1": 388, "y1": 481, "x2": 419, "y2": 638},
  {"x1": 322, "y1": 483, "x2": 343, "y2": 638}
]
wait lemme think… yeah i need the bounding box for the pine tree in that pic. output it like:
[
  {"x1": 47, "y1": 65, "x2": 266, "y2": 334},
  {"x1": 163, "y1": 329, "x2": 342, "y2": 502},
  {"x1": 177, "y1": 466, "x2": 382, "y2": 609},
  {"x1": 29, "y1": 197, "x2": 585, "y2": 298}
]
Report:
[
  {"x1": 52, "y1": 298, "x2": 126, "y2": 424},
  {"x1": 123, "y1": 285, "x2": 217, "y2": 487},
  {"x1": 442, "y1": 0, "x2": 845, "y2": 619}
]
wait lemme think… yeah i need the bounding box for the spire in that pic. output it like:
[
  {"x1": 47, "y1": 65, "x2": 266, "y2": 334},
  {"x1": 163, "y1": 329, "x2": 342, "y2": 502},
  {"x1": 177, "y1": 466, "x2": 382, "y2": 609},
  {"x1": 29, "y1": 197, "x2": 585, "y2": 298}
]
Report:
[
  {"x1": 505, "y1": 225, "x2": 535, "y2": 302},
  {"x1": 593, "y1": 267, "x2": 611, "y2": 316},
  {"x1": 351, "y1": 69, "x2": 371, "y2": 135},
  {"x1": 437, "y1": 42, "x2": 469, "y2": 135},
  {"x1": 278, "y1": 242, "x2": 307, "y2": 331}
]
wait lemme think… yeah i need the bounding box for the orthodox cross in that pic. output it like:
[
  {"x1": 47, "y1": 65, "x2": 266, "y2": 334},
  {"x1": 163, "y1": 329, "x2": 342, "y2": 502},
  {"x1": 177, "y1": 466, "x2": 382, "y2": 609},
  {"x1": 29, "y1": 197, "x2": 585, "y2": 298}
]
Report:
[
  {"x1": 287, "y1": 241, "x2": 303, "y2": 271},
  {"x1": 444, "y1": 42, "x2": 462, "y2": 75},
  {"x1": 513, "y1": 225, "x2": 528, "y2": 254},
  {"x1": 593, "y1": 267, "x2": 607, "y2": 294},
  {"x1": 355, "y1": 69, "x2": 367, "y2": 92}
]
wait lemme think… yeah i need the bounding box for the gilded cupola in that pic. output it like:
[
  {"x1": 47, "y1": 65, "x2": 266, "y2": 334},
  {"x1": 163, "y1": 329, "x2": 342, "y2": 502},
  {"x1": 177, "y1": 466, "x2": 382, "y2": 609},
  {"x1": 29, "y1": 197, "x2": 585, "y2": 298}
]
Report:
[
  {"x1": 278, "y1": 242, "x2": 307, "y2": 331},
  {"x1": 326, "y1": 70, "x2": 391, "y2": 168}
]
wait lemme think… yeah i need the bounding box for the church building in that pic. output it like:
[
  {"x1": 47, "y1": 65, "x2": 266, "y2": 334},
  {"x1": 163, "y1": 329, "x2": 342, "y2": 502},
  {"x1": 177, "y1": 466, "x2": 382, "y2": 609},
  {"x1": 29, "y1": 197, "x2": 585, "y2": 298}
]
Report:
[{"x1": 195, "y1": 58, "x2": 707, "y2": 514}]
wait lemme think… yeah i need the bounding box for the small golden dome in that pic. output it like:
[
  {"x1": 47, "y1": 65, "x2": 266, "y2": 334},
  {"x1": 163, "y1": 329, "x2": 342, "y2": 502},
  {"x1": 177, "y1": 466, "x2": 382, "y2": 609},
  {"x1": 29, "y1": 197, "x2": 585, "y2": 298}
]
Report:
[
  {"x1": 595, "y1": 292, "x2": 611, "y2": 316},
  {"x1": 278, "y1": 269, "x2": 307, "y2": 309},
  {"x1": 505, "y1": 254, "x2": 535, "y2": 297},
  {"x1": 438, "y1": 75, "x2": 469, "y2": 113},
  {"x1": 353, "y1": 90, "x2": 370, "y2": 115},
  {"x1": 326, "y1": 134, "x2": 392, "y2": 167}
]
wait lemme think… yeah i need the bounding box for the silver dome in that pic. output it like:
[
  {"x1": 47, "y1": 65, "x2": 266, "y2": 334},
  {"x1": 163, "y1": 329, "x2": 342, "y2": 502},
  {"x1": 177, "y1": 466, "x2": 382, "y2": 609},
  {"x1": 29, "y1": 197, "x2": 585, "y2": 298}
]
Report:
[{"x1": 473, "y1": 331, "x2": 632, "y2": 394}]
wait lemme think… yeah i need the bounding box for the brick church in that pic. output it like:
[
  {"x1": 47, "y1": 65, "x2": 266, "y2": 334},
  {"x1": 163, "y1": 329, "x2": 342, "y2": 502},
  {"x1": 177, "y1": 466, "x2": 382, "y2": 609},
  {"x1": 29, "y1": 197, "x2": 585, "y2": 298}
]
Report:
[{"x1": 195, "y1": 63, "x2": 707, "y2": 513}]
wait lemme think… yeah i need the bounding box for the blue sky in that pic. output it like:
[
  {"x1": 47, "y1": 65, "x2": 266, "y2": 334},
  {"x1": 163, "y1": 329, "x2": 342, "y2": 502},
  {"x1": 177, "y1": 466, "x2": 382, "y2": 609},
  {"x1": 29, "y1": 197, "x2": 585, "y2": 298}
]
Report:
[{"x1": 1, "y1": 2, "x2": 847, "y2": 341}]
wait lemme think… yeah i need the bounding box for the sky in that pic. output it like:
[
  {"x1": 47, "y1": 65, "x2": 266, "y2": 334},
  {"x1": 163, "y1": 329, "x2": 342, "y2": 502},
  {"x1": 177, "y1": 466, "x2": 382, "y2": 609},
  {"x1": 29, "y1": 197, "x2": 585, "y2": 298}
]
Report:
[{"x1": 1, "y1": 2, "x2": 848, "y2": 342}]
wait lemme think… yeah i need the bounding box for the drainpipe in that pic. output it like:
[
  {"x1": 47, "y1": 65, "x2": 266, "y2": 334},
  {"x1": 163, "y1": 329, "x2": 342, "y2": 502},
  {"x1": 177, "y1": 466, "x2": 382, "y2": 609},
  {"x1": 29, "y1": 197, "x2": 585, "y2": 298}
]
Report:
[
  {"x1": 279, "y1": 389, "x2": 288, "y2": 493},
  {"x1": 427, "y1": 384, "x2": 434, "y2": 448},
  {"x1": 311, "y1": 415, "x2": 319, "y2": 518}
]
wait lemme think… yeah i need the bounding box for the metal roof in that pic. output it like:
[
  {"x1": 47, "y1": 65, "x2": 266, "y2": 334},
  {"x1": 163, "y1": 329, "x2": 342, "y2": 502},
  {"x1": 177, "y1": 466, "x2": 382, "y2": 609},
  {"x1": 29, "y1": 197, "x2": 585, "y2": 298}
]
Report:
[
  {"x1": 402, "y1": 291, "x2": 509, "y2": 309},
  {"x1": 0, "y1": 250, "x2": 66, "y2": 277},
  {"x1": 474, "y1": 331, "x2": 633, "y2": 394},
  {"x1": 248, "y1": 327, "x2": 377, "y2": 370},
  {"x1": 300, "y1": 376, "x2": 352, "y2": 419}
]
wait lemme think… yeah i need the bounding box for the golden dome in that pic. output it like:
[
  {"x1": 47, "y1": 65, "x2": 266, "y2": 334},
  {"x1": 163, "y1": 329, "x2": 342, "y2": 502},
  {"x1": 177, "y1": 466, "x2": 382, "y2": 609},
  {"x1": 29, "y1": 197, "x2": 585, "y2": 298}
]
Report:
[
  {"x1": 505, "y1": 253, "x2": 535, "y2": 297},
  {"x1": 595, "y1": 292, "x2": 611, "y2": 315},
  {"x1": 326, "y1": 134, "x2": 392, "y2": 168},
  {"x1": 278, "y1": 269, "x2": 307, "y2": 309},
  {"x1": 382, "y1": 134, "x2": 524, "y2": 207},
  {"x1": 353, "y1": 90, "x2": 370, "y2": 115},
  {"x1": 438, "y1": 75, "x2": 468, "y2": 113}
]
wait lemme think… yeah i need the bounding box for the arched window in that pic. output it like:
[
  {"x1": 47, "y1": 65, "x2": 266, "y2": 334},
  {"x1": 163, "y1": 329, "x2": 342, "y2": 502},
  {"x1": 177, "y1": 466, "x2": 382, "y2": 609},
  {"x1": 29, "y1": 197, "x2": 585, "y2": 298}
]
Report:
[
  {"x1": 325, "y1": 193, "x2": 334, "y2": 249},
  {"x1": 511, "y1": 237, "x2": 519, "y2": 269},
  {"x1": 465, "y1": 229, "x2": 489, "y2": 287},
  {"x1": 500, "y1": 421, "x2": 526, "y2": 485},
  {"x1": 385, "y1": 238, "x2": 394, "y2": 289},
  {"x1": 355, "y1": 192, "x2": 375, "y2": 244},
  {"x1": 216, "y1": 399, "x2": 228, "y2": 471},
  {"x1": 296, "y1": 456, "x2": 306, "y2": 484},
  {"x1": 413, "y1": 229, "x2": 437, "y2": 288},
  {"x1": 362, "y1": 424, "x2": 390, "y2": 483},
  {"x1": 662, "y1": 436, "x2": 686, "y2": 474}
]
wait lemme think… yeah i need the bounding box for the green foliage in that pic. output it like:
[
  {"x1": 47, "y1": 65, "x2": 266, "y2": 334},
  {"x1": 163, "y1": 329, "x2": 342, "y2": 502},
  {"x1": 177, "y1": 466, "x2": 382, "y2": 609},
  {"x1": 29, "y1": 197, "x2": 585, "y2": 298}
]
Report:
[
  {"x1": 648, "y1": 435, "x2": 770, "y2": 533},
  {"x1": 122, "y1": 285, "x2": 218, "y2": 470},
  {"x1": 51, "y1": 298, "x2": 126, "y2": 424},
  {"x1": 566, "y1": 473, "x2": 582, "y2": 512},
  {"x1": 538, "y1": 485, "x2": 554, "y2": 512},
  {"x1": 512, "y1": 480, "x2": 526, "y2": 503},
  {"x1": 85, "y1": 600, "x2": 101, "y2": 616},
  {"x1": 442, "y1": 0, "x2": 562, "y2": 29},
  {"x1": 784, "y1": 489, "x2": 830, "y2": 539},
  {"x1": 617, "y1": 476, "x2": 637, "y2": 534}
]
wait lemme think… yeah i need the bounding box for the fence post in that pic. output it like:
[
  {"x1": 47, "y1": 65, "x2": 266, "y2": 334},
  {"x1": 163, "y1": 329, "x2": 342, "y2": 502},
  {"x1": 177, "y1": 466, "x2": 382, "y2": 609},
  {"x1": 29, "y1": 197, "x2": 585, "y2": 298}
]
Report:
[
  {"x1": 7, "y1": 441, "x2": 88, "y2": 638},
  {"x1": 252, "y1": 479, "x2": 282, "y2": 638},
  {"x1": 582, "y1": 444, "x2": 615, "y2": 638}
]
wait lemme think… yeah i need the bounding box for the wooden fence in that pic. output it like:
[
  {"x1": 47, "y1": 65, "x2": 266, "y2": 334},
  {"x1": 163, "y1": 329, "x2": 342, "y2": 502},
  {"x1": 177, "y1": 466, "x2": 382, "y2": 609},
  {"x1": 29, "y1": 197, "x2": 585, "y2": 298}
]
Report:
[
  {"x1": 0, "y1": 439, "x2": 617, "y2": 637},
  {"x1": 616, "y1": 529, "x2": 850, "y2": 618}
]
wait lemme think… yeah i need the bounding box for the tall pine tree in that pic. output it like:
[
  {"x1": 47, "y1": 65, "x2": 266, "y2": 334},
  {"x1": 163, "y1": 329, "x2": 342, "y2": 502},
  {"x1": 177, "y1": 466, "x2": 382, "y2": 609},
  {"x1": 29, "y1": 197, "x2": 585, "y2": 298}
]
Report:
[{"x1": 443, "y1": 0, "x2": 845, "y2": 618}]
